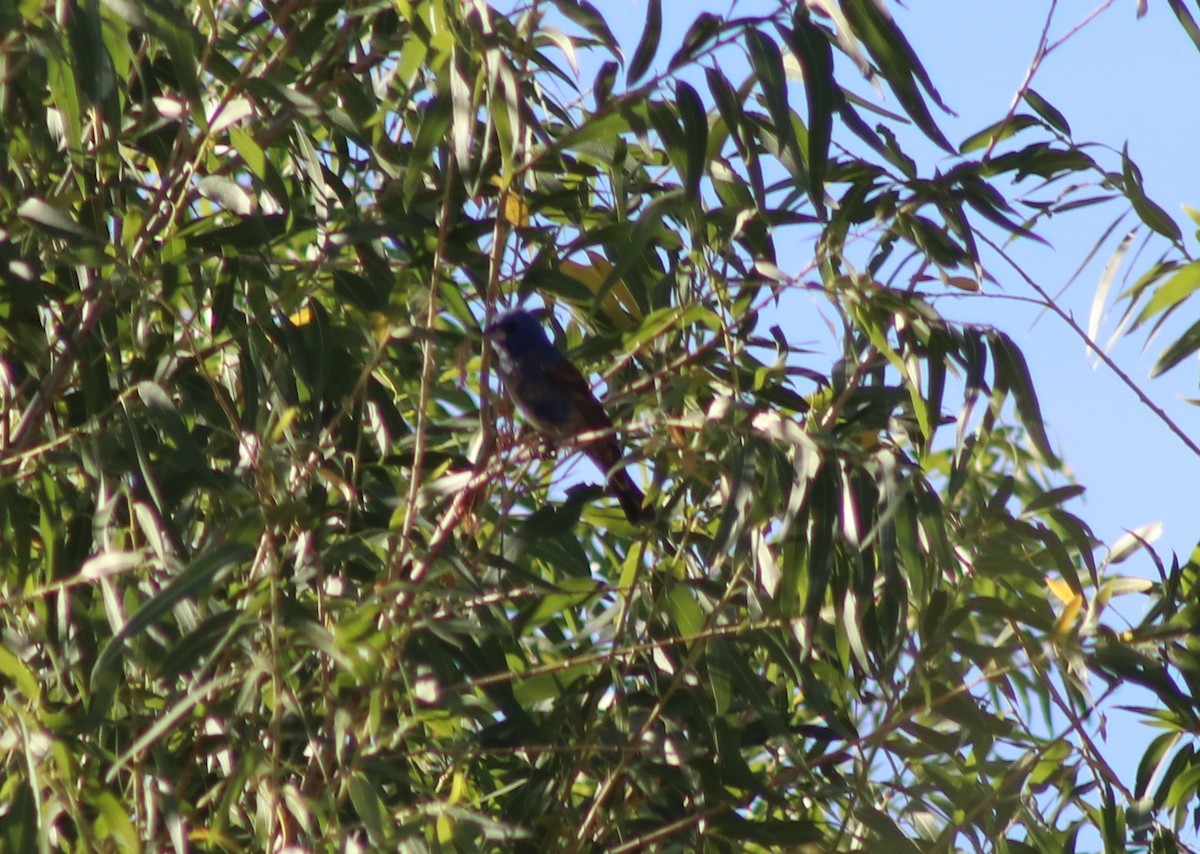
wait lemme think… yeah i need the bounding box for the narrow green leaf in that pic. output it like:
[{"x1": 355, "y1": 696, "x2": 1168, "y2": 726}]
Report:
[
  {"x1": 1100, "y1": 784, "x2": 1126, "y2": 848},
  {"x1": 105, "y1": 674, "x2": 238, "y2": 781},
  {"x1": 1151, "y1": 742, "x2": 1197, "y2": 807},
  {"x1": 1024, "y1": 89, "x2": 1072, "y2": 136},
  {"x1": 989, "y1": 331, "x2": 1058, "y2": 465},
  {"x1": 983, "y1": 142, "x2": 1096, "y2": 181},
  {"x1": 90, "y1": 542, "x2": 254, "y2": 694},
  {"x1": 960, "y1": 190, "x2": 1046, "y2": 247},
  {"x1": 100, "y1": 0, "x2": 150, "y2": 28},
  {"x1": 396, "y1": 33, "x2": 429, "y2": 87},
  {"x1": 518, "y1": 578, "x2": 601, "y2": 631},
  {"x1": 488, "y1": 62, "x2": 519, "y2": 185},
  {"x1": 1117, "y1": 260, "x2": 1175, "y2": 324},
  {"x1": 746, "y1": 29, "x2": 805, "y2": 181},
  {"x1": 668, "y1": 584, "x2": 706, "y2": 639},
  {"x1": 669, "y1": 12, "x2": 722, "y2": 71},
  {"x1": 228, "y1": 126, "x2": 266, "y2": 177},
  {"x1": 1166, "y1": 0, "x2": 1200, "y2": 54},
  {"x1": 597, "y1": 189, "x2": 683, "y2": 312},
  {"x1": 17, "y1": 198, "x2": 91, "y2": 239},
  {"x1": 855, "y1": 807, "x2": 923, "y2": 853},
  {"x1": 593, "y1": 59, "x2": 618, "y2": 109},
  {"x1": 647, "y1": 97, "x2": 685, "y2": 174},
  {"x1": 623, "y1": 305, "x2": 719, "y2": 353},
  {"x1": 839, "y1": 99, "x2": 916, "y2": 177},
  {"x1": 349, "y1": 774, "x2": 388, "y2": 845},
  {"x1": 69, "y1": 0, "x2": 115, "y2": 107},
  {"x1": 405, "y1": 94, "x2": 451, "y2": 203},
  {"x1": 1021, "y1": 484, "x2": 1086, "y2": 516},
  {"x1": 806, "y1": 465, "x2": 836, "y2": 623},
  {"x1": 1133, "y1": 260, "x2": 1200, "y2": 330},
  {"x1": 924, "y1": 329, "x2": 947, "y2": 447},
  {"x1": 0, "y1": 644, "x2": 40, "y2": 700},
  {"x1": 553, "y1": 0, "x2": 620, "y2": 56},
  {"x1": 712, "y1": 815, "x2": 825, "y2": 845},
  {"x1": 91, "y1": 790, "x2": 140, "y2": 851},
  {"x1": 711, "y1": 441, "x2": 752, "y2": 559},
  {"x1": 156, "y1": 610, "x2": 246, "y2": 682},
  {"x1": 449, "y1": 49, "x2": 477, "y2": 183},
  {"x1": 46, "y1": 41, "x2": 84, "y2": 153},
  {"x1": 1039, "y1": 526, "x2": 1083, "y2": 596},
  {"x1": 959, "y1": 114, "x2": 1041, "y2": 153},
  {"x1": 626, "y1": 0, "x2": 661, "y2": 85},
  {"x1": 152, "y1": 6, "x2": 202, "y2": 110},
  {"x1": 841, "y1": 591, "x2": 871, "y2": 673},
  {"x1": 551, "y1": 107, "x2": 630, "y2": 156},
  {"x1": 1152, "y1": 316, "x2": 1200, "y2": 377},
  {"x1": 1108, "y1": 524, "x2": 1163, "y2": 566},
  {"x1": 897, "y1": 496, "x2": 933, "y2": 604},
  {"x1": 782, "y1": 14, "x2": 836, "y2": 215},
  {"x1": 841, "y1": 0, "x2": 954, "y2": 152},
  {"x1": 1089, "y1": 228, "x2": 1134, "y2": 346},
  {"x1": 705, "y1": 66, "x2": 748, "y2": 156},
  {"x1": 1122, "y1": 145, "x2": 1182, "y2": 242},
  {"x1": 198, "y1": 175, "x2": 252, "y2": 215},
  {"x1": 675, "y1": 80, "x2": 707, "y2": 202}
]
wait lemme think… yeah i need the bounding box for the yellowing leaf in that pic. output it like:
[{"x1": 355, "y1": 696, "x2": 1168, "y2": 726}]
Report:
[
  {"x1": 502, "y1": 193, "x2": 529, "y2": 226},
  {"x1": 289, "y1": 304, "x2": 315, "y2": 326},
  {"x1": 488, "y1": 176, "x2": 530, "y2": 227},
  {"x1": 1045, "y1": 576, "x2": 1075, "y2": 604},
  {"x1": 853, "y1": 430, "x2": 882, "y2": 451},
  {"x1": 449, "y1": 771, "x2": 468, "y2": 804},
  {"x1": 1052, "y1": 591, "x2": 1084, "y2": 641},
  {"x1": 370, "y1": 311, "x2": 389, "y2": 346},
  {"x1": 1047, "y1": 577, "x2": 1085, "y2": 641},
  {"x1": 559, "y1": 250, "x2": 642, "y2": 327},
  {"x1": 270, "y1": 407, "x2": 300, "y2": 442},
  {"x1": 437, "y1": 812, "x2": 455, "y2": 843}
]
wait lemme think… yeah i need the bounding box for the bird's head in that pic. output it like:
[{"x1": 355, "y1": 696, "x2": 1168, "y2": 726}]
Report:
[{"x1": 484, "y1": 309, "x2": 554, "y2": 358}]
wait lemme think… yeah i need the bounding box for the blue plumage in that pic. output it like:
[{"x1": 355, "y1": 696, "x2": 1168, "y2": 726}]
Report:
[{"x1": 486, "y1": 310, "x2": 648, "y2": 522}]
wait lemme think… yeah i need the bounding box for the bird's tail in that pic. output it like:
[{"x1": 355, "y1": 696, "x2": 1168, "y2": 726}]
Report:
[
  {"x1": 608, "y1": 467, "x2": 649, "y2": 524},
  {"x1": 584, "y1": 438, "x2": 650, "y2": 524}
]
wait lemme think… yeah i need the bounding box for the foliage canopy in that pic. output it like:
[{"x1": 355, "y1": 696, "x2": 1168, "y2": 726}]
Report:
[{"x1": 2, "y1": 0, "x2": 1200, "y2": 850}]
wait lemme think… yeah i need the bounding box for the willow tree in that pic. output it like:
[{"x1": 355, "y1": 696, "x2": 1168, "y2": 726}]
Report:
[{"x1": 2, "y1": 0, "x2": 1198, "y2": 850}]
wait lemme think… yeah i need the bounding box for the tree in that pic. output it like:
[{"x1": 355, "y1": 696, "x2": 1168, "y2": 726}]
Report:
[{"x1": 1, "y1": 0, "x2": 1198, "y2": 850}]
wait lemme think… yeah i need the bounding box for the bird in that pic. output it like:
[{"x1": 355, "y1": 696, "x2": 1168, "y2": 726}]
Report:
[{"x1": 485, "y1": 309, "x2": 649, "y2": 523}]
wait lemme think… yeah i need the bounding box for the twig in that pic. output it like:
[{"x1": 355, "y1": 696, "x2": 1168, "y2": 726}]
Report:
[{"x1": 982, "y1": 232, "x2": 1200, "y2": 459}]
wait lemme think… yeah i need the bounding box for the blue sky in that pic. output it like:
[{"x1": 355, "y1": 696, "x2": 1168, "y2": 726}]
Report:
[
  {"x1": 531, "y1": 0, "x2": 1200, "y2": 567},
  {"x1": 893, "y1": 1, "x2": 1200, "y2": 566},
  {"x1": 533, "y1": 0, "x2": 1200, "y2": 842},
  {"x1": 885, "y1": 8, "x2": 1200, "y2": 837},
  {"x1": 584, "y1": 0, "x2": 1200, "y2": 574}
]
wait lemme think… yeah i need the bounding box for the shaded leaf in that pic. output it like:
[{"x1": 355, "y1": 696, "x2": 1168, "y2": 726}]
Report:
[
  {"x1": 782, "y1": 13, "x2": 836, "y2": 215},
  {"x1": 1122, "y1": 145, "x2": 1182, "y2": 242},
  {"x1": 1023, "y1": 89, "x2": 1071, "y2": 136},
  {"x1": 626, "y1": 0, "x2": 662, "y2": 85},
  {"x1": 841, "y1": 0, "x2": 955, "y2": 151},
  {"x1": 746, "y1": 29, "x2": 805, "y2": 181},
  {"x1": 675, "y1": 80, "x2": 708, "y2": 202}
]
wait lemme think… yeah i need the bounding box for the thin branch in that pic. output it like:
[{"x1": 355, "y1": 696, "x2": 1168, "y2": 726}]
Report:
[
  {"x1": 984, "y1": 0, "x2": 1120, "y2": 160},
  {"x1": 982, "y1": 231, "x2": 1200, "y2": 459}
]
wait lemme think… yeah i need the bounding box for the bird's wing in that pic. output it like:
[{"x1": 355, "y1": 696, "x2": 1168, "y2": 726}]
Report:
[
  {"x1": 542, "y1": 358, "x2": 634, "y2": 478},
  {"x1": 543, "y1": 357, "x2": 614, "y2": 431},
  {"x1": 505, "y1": 350, "x2": 610, "y2": 439}
]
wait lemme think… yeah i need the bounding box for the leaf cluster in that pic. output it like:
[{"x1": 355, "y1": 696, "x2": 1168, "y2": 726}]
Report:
[{"x1": 1, "y1": 1, "x2": 1198, "y2": 851}]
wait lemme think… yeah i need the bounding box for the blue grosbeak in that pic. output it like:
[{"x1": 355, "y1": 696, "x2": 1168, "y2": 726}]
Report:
[{"x1": 486, "y1": 310, "x2": 649, "y2": 523}]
